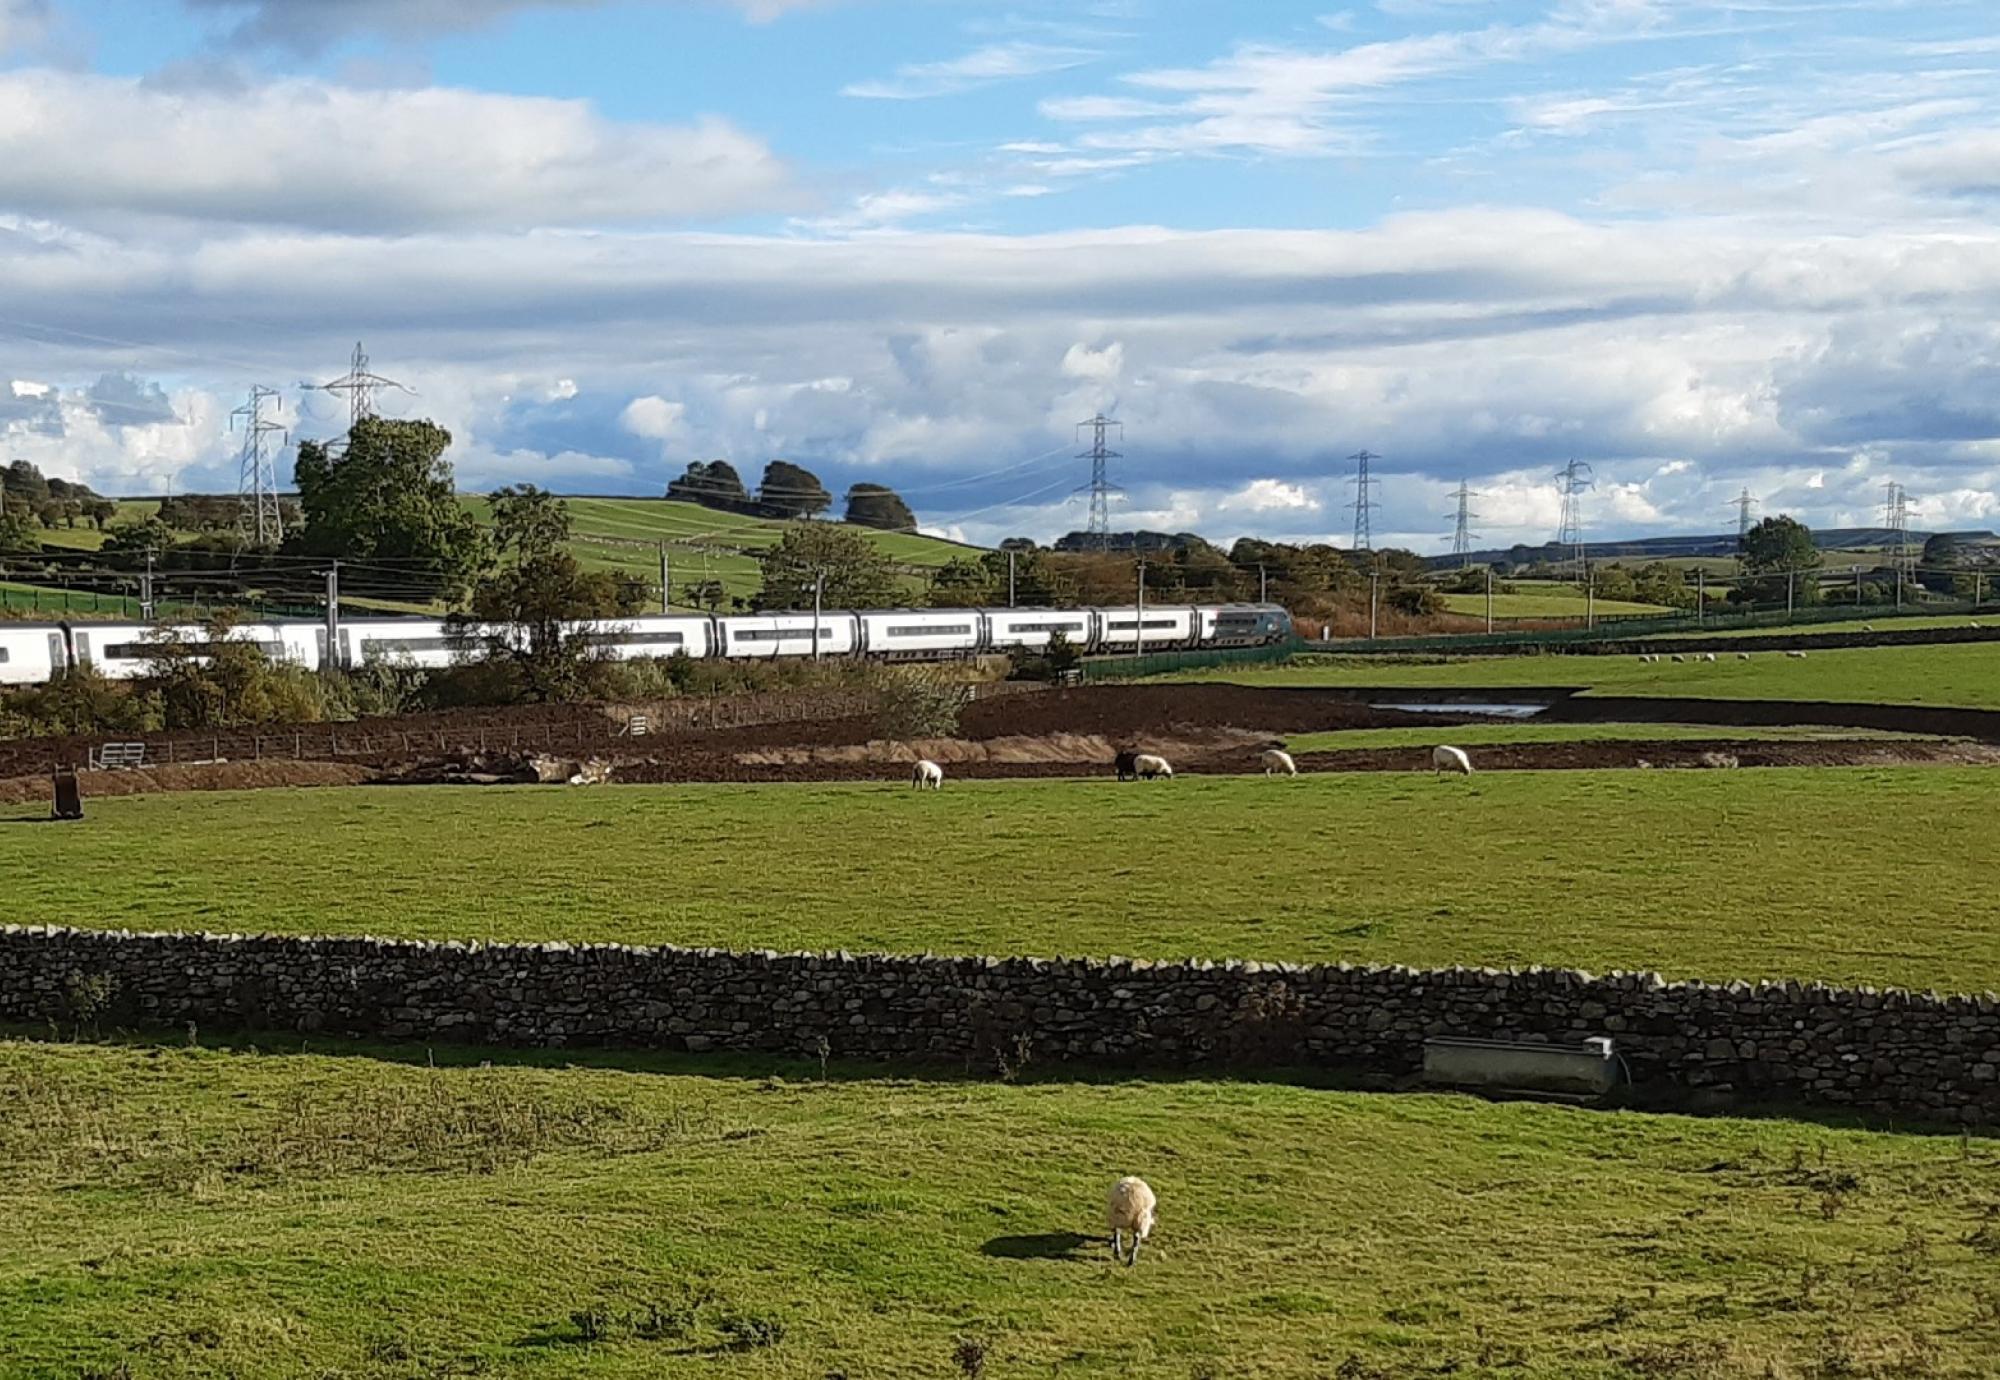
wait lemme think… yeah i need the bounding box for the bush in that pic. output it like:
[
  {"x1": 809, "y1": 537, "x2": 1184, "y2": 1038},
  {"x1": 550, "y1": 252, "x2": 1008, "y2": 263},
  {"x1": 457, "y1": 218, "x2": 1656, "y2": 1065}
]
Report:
[
  {"x1": 871, "y1": 666, "x2": 969, "y2": 739},
  {"x1": 1386, "y1": 585, "x2": 1444, "y2": 616},
  {"x1": 1006, "y1": 629, "x2": 1081, "y2": 682}
]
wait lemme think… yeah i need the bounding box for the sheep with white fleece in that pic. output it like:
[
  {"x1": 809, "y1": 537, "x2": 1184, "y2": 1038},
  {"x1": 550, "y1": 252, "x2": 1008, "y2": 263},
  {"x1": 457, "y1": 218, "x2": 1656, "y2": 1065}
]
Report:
[
  {"x1": 1432, "y1": 745, "x2": 1474, "y2": 776},
  {"x1": 911, "y1": 759, "x2": 944, "y2": 790},
  {"x1": 1106, "y1": 1176, "x2": 1157, "y2": 1266},
  {"x1": 1260, "y1": 749, "x2": 1297, "y2": 777}
]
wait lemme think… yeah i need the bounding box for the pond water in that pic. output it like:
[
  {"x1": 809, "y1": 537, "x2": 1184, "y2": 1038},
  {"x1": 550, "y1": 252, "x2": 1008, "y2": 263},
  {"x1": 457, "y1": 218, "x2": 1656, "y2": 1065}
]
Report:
[{"x1": 1369, "y1": 702, "x2": 1551, "y2": 718}]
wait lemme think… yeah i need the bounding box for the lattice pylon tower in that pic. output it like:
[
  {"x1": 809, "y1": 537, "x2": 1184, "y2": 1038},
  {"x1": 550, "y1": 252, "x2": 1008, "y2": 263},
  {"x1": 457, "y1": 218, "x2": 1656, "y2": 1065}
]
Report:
[
  {"x1": 1883, "y1": 480, "x2": 1913, "y2": 569},
  {"x1": 302, "y1": 341, "x2": 411, "y2": 451},
  {"x1": 1555, "y1": 459, "x2": 1594, "y2": 575},
  {"x1": 1074, "y1": 413, "x2": 1124, "y2": 549},
  {"x1": 230, "y1": 385, "x2": 288, "y2": 546},
  {"x1": 1448, "y1": 479, "x2": 1480, "y2": 565},
  {"x1": 1349, "y1": 450, "x2": 1381, "y2": 552}
]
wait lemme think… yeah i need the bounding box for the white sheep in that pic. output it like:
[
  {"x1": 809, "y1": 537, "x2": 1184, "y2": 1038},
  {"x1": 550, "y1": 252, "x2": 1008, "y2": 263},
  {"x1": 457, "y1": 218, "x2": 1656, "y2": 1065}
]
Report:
[
  {"x1": 1737, "y1": 652, "x2": 1751, "y2": 661},
  {"x1": 1132, "y1": 753, "x2": 1173, "y2": 780},
  {"x1": 1670, "y1": 654, "x2": 1685, "y2": 663},
  {"x1": 1432, "y1": 744, "x2": 1473, "y2": 776},
  {"x1": 1260, "y1": 748, "x2": 1298, "y2": 777},
  {"x1": 1786, "y1": 649, "x2": 1808, "y2": 659},
  {"x1": 911, "y1": 759, "x2": 944, "y2": 790},
  {"x1": 1107, "y1": 1175, "x2": 1157, "y2": 1266},
  {"x1": 1702, "y1": 652, "x2": 1717, "y2": 663}
]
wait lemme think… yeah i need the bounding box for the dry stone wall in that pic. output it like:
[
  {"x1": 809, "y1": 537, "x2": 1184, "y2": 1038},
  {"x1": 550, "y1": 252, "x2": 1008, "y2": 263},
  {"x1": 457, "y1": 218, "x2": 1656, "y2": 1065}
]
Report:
[{"x1": 2, "y1": 925, "x2": 1995, "y2": 1125}]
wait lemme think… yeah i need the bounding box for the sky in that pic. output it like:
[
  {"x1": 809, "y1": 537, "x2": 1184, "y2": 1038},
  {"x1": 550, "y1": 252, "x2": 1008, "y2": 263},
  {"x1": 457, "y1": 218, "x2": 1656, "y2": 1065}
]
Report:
[{"x1": 2, "y1": 0, "x2": 1999, "y2": 552}]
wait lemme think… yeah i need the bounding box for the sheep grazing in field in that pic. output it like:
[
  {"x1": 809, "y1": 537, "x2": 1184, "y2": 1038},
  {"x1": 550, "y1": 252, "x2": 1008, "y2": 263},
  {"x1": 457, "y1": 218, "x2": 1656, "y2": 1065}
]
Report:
[
  {"x1": 1432, "y1": 744, "x2": 1474, "y2": 776},
  {"x1": 1786, "y1": 649, "x2": 1808, "y2": 659},
  {"x1": 1670, "y1": 654, "x2": 1686, "y2": 663},
  {"x1": 1737, "y1": 652, "x2": 1751, "y2": 661},
  {"x1": 1132, "y1": 753, "x2": 1174, "y2": 781},
  {"x1": 1261, "y1": 748, "x2": 1298, "y2": 777},
  {"x1": 1107, "y1": 1176, "x2": 1157, "y2": 1267},
  {"x1": 1113, "y1": 749, "x2": 1139, "y2": 781},
  {"x1": 1703, "y1": 652, "x2": 1717, "y2": 663},
  {"x1": 911, "y1": 759, "x2": 944, "y2": 790}
]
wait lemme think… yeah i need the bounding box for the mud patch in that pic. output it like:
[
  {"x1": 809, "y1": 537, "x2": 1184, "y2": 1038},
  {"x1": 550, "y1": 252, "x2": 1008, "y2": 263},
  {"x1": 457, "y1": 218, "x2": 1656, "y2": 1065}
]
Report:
[{"x1": 737, "y1": 727, "x2": 1272, "y2": 767}]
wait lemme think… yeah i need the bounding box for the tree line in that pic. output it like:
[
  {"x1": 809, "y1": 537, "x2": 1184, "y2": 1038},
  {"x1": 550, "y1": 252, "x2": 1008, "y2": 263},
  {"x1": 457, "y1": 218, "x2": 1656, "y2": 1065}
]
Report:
[{"x1": 666, "y1": 459, "x2": 915, "y2": 531}]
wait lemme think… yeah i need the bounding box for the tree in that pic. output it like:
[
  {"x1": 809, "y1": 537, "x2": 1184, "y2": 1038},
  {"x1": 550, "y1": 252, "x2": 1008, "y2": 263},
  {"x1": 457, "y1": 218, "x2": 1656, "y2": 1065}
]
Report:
[
  {"x1": 102, "y1": 518, "x2": 173, "y2": 558},
  {"x1": 453, "y1": 486, "x2": 648, "y2": 701},
  {"x1": 84, "y1": 498, "x2": 118, "y2": 530},
  {"x1": 666, "y1": 460, "x2": 751, "y2": 512},
  {"x1": 1740, "y1": 515, "x2": 1822, "y2": 606},
  {"x1": 925, "y1": 557, "x2": 993, "y2": 607},
  {"x1": 292, "y1": 417, "x2": 488, "y2": 602},
  {"x1": 753, "y1": 522, "x2": 897, "y2": 610},
  {"x1": 843, "y1": 482, "x2": 916, "y2": 532},
  {"x1": 0, "y1": 504, "x2": 36, "y2": 554},
  {"x1": 757, "y1": 460, "x2": 832, "y2": 519},
  {"x1": 5, "y1": 459, "x2": 49, "y2": 503}
]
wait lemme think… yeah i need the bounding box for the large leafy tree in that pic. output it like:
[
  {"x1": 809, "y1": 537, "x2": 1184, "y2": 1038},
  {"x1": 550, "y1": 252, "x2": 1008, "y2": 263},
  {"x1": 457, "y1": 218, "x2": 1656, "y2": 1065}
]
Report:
[
  {"x1": 292, "y1": 418, "x2": 488, "y2": 601},
  {"x1": 666, "y1": 460, "x2": 752, "y2": 512},
  {"x1": 843, "y1": 483, "x2": 915, "y2": 531},
  {"x1": 753, "y1": 522, "x2": 897, "y2": 610},
  {"x1": 1739, "y1": 515, "x2": 1823, "y2": 606},
  {"x1": 455, "y1": 485, "x2": 649, "y2": 701},
  {"x1": 757, "y1": 460, "x2": 832, "y2": 519}
]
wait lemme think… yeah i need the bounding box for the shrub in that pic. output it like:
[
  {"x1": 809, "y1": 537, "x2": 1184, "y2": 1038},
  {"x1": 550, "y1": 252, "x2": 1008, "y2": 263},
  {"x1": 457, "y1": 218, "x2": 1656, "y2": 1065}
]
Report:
[{"x1": 872, "y1": 665, "x2": 969, "y2": 738}]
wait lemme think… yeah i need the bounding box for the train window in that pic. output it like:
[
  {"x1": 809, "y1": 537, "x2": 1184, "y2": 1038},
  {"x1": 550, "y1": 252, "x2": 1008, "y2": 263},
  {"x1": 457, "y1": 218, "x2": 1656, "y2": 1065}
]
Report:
[
  {"x1": 887, "y1": 624, "x2": 973, "y2": 637},
  {"x1": 581, "y1": 631, "x2": 684, "y2": 647},
  {"x1": 104, "y1": 641, "x2": 287, "y2": 660},
  {"x1": 735, "y1": 627, "x2": 839, "y2": 642},
  {"x1": 1007, "y1": 621, "x2": 1084, "y2": 633},
  {"x1": 0, "y1": 647, "x2": 9, "y2": 662},
  {"x1": 1106, "y1": 619, "x2": 1179, "y2": 630},
  {"x1": 361, "y1": 637, "x2": 458, "y2": 655}
]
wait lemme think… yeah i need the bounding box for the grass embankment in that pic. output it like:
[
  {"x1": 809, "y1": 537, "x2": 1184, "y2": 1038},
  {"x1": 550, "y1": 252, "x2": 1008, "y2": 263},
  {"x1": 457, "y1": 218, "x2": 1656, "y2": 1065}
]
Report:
[
  {"x1": 7, "y1": 774, "x2": 1996, "y2": 991},
  {"x1": 1284, "y1": 723, "x2": 1938, "y2": 753},
  {"x1": 1648, "y1": 613, "x2": 1995, "y2": 642},
  {"x1": 1438, "y1": 580, "x2": 1671, "y2": 619},
  {"x1": 459, "y1": 495, "x2": 973, "y2": 606},
  {"x1": 1156, "y1": 642, "x2": 2000, "y2": 709},
  {"x1": 3, "y1": 1039, "x2": 1995, "y2": 1379}
]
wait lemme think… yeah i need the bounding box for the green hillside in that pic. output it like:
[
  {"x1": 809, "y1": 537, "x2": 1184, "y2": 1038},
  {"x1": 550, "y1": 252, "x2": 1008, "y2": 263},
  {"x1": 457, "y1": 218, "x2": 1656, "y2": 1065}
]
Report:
[{"x1": 460, "y1": 495, "x2": 979, "y2": 609}]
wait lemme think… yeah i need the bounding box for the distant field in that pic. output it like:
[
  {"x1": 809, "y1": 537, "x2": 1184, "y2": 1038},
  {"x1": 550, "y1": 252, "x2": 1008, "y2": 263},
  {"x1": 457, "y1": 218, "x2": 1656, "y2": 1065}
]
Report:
[
  {"x1": 1440, "y1": 590, "x2": 1673, "y2": 618},
  {"x1": 1284, "y1": 723, "x2": 1937, "y2": 753},
  {"x1": 30, "y1": 499, "x2": 160, "y2": 552},
  {"x1": 1160, "y1": 641, "x2": 2000, "y2": 709},
  {"x1": 461, "y1": 495, "x2": 975, "y2": 607},
  {"x1": 6, "y1": 774, "x2": 1997, "y2": 991},
  {"x1": 1649, "y1": 612, "x2": 1990, "y2": 642},
  {"x1": 7, "y1": 1039, "x2": 1995, "y2": 1380}
]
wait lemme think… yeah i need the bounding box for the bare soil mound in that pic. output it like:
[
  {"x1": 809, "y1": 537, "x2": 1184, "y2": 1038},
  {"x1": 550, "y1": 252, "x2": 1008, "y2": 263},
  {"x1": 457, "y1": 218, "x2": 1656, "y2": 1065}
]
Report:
[
  {"x1": 737, "y1": 727, "x2": 1271, "y2": 767},
  {"x1": 0, "y1": 761, "x2": 371, "y2": 805}
]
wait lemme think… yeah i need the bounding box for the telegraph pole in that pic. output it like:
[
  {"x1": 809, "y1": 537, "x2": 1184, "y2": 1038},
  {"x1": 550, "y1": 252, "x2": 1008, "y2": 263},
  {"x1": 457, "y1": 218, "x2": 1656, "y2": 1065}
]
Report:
[
  {"x1": 1074, "y1": 414, "x2": 1124, "y2": 550},
  {"x1": 1008, "y1": 549, "x2": 1016, "y2": 607},
  {"x1": 140, "y1": 552, "x2": 155, "y2": 621},
  {"x1": 658, "y1": 544, "x2": 671, "y2": 614},
  {"x1": 1349, "y1": 451, "x2": 1381, "y2": 553},
  {"x1": 324, "y1": 562, "x2": 341, "y2": 669},
  {"x1": 1134, "y1": 560, "x2": 1146, "y2": 653},
  {"x1": 1258, "y1": 562, "x2": 1268, "y2": 603},
  {"x1": 1369, "y1": 568, "x2": 1379, "y2": 640},
  {"x1": 811, "y1": 571, "x2": 824, "y2": 660},
  {"x1": 230, "y1": 385, "x2": 288, "y2": 546},
  {"x1": 1485, "y1": 566, "x2": 1494, "y2": 633}
]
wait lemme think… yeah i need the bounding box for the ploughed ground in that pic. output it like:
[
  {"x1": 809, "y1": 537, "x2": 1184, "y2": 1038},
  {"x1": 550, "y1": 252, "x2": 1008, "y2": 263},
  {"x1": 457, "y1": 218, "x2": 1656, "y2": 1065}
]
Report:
[{"x1": 2, "y1": 681, "x2": 1994, "y2": 801}]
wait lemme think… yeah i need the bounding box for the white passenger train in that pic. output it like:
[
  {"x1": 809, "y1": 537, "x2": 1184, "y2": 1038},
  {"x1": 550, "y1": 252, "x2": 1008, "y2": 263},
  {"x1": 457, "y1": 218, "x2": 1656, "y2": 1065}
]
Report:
[{"x1": 0, "y1": 603, "x2": 1293, "y2": 687}]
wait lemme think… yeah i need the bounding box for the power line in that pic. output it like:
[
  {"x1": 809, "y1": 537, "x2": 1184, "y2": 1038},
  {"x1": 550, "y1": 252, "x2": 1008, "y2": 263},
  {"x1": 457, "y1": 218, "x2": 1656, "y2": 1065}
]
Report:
[
  {"x1": 229, "y1": 385, "x2": 287, "y2": 548},
  {"x1": 1555, "y1": 458, "x2": 1594, "y2": 575},
  {"x1": 1349, "y1": 450, "x2": 1381, "y2": 553},
  {"x1": 1447, "y1": 478, "x2": 1480, "y2": 565},
  {"x1": 1073, "y1": 414, "x2": 1124, "y2": 550}
]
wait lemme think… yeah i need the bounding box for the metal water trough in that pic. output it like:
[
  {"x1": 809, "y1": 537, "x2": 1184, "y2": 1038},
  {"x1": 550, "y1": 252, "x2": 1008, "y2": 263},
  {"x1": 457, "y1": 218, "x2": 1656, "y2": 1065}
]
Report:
[{"x1": 1422, "y1": 1035, "x2": 1625, "y2": 1099}]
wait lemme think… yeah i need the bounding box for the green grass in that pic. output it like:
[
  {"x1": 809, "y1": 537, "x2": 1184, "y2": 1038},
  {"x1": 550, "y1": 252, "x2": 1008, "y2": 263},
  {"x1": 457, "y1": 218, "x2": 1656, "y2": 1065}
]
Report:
[
  {"x1": 1650, "y1": 613, "x2": 1993, "y2": 642},
  {"x1": 1439, "y1": 582, "x2": 1672, "y2": 618},
  {"x1": 1157, "y1": 642, "x2": 2000, "y2": 709},
  {"x1": 460, "y1": 495, "x2": 976, "y2": 606},
  {"x1": 1284, "y1": 723, "x2": 1939, "y2": 753},
  {"x1": 29, "y1": 499, "x2": 161, "y2": 552},
  {"x1": 4, "y1": 1037, "x2": 1996, "y2": 1380},
  {"x1": 8, "y1": 774, "x2": 1998, "y2": 992},
  {"x1": 0, "y1": 581, "x2": 150, "y2": 620}
]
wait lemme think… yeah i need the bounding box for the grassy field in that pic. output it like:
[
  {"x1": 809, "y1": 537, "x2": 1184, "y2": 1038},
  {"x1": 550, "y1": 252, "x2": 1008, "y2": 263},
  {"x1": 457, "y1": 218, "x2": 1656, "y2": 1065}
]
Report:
[
  {"x1": 1439, "y1": 581, "x2": 1672, "y2": 619},
  {"x1": 7, "y1": 774, "x2": 1997, "y2": 991},
  {"x1": 460, "y1": 495, "x2": 975, "y2": 607},
  {"x1": 1159, "y1": 642, "x2": 2000, "y2": 709},
  {"x1": 3, "y1": 1037, "x2": 1995, "y2": 1380},
  {"x1": 1649, "y1": 612, "x2": 1992, "y2": 642},
  {"x1": 1284, "y1": 723, "x2": 1938, "y2": 753}
]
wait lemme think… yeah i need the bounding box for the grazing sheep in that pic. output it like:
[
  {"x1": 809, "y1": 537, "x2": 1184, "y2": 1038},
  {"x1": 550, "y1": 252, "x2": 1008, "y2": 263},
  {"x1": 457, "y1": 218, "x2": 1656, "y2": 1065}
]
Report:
[
  {"x1": 1786, "y1": 649, "x2": 1808, "y2": 659},
  {"x1": 1132, "y1": 752, "x2": 1173, "y2": 781},
  {"x1": 1670, "y1": 654, "x2": 1685, "y2": 663},
  {"x1": 1260, "y1": 748, "x2": 1298, "y2": 777},
  {"x1": 911, "y1": 759, "x2": 944, "y2": 790},
  {"x1": 1432, "y1": 744, "x2": 1474, "y2": 776},
  {"x1": 1702, "y1": 652, "x2": 1717, "y2": 663},
  {"x1": 1113, "y1": 749, "x2": 1139, "y2": 782},
  {"x1": 1107, "y1": 1176, "x2": 1157, "y2": 1267},
  {"x1": 1863, "y1": 624, "x2": 1874, "y2": 632},
  {"x1": 1737, "y1": 652, "x2": 1751, "y2": 661}
]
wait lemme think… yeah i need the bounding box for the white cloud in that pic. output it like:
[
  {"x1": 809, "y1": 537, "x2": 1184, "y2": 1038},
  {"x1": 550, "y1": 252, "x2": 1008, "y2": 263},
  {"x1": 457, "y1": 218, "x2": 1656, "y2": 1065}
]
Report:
[
  {"x1": 1218, "y1": 478, "x2": 1321, "y2": 513},
  {"x1": 843, "y1": 42, "x2": 1099, "y2": 100},
  {"x1": 0, "y1": 70, "x2": 793, "y2": 231},
  {"x1": 1060, "y1": 340, "x2": 1124, "y2": 382},
  {"x1": 184, "y1": 0, "x2": 831, "y2": 53},
  {"x1": 621, "y1": 395, "x2": 686, "y2": 439}
]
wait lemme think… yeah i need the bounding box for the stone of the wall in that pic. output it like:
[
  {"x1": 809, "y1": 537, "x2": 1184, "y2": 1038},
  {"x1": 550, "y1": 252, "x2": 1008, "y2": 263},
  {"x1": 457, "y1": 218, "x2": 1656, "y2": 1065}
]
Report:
[{"x1": 2, "y1": 925, "x2": 1995, "y2": 1126}]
